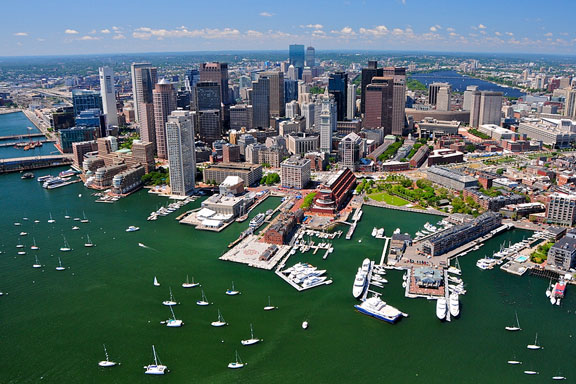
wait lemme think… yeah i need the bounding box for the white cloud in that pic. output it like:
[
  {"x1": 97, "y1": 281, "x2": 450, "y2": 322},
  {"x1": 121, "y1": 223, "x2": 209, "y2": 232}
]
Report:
[
  {"x1": 429, "y1": 26, "x2": 438, "y2": 32},
  {"x1": 79, "y1": 35, "x2": 100, "y2": 41},
  {"x1": 259, "y1": 11, "x2": 273, "y2": 17},
  {"x1": 359, "y1": 25, "x2": 388, "y2": 37},
  {"x1": 478, "y1": 24, "x2": 487, "y2": 29},
  {"x1": 36, "y1": 38, "x2": 45, "y2": 42},
  {"x1": 65, "y1": 29, "x2": 79, "y2": 34},
  {"x1": 446, "y1": 27, "x2": 456, "y2": 32},
  {"x1": 301, "y1": 24, "x2": 323, "y2": 29},
  {"x1": 505, "y1": 32, "x2": 514, "y2": 36},
  {"x1": 544, "y1": 32, "x2": 553, "y2": 37},
  {"x1": 100, "y1": 29, "x2": 111, "y2": 34},
  {"x1": 112, "y1": 34, "x2": 126, "y2": 40},
  {"x1": 13, "y1": 32, "x2": 28, "y2": 37},
  {"x1": 494, "y1": 31, "x2": 502, "y2": 36}
]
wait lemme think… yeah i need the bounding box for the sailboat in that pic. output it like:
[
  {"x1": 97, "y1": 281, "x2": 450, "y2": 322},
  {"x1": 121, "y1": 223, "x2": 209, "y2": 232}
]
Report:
[
  {"x1": 84, "y1": 234, "x2": 94, "y2": 247},
  {"x1": 182, "y1": 275, "x2": 199, "y2": 288},
  {"x1": 48, "y1": 212, "x2": 55, "y2": 223},
  {"x1": 241, "y1": 323, "x2": 262, "y2": 345},
  {"x1": 507, "y1": 359, "x2": 522, "y2": 365},
  {"x1": 527, "y1": 333, "x2": 542, "y2": 350},
  {"x1": 552, "y1": 373, "x2": 567, "y2": 380},
  {"x1": 225, "y1": 281, "x2": 240, "y2": 296},
  {"x1": 505, "y1": 311, "x2": 522, "y2": 331},
  {"x1": 80, "y1": 211, "x2": 89, "y2": 223},
  {"x1": 211, "y1": 309, "x2": 228, "y2": 327},
  {"x1": 64, "y1": 210, "x2": 71, "y2": 219},
  {"x1": 18, "y1": 250, "x2": 26, "y2": 255},
  {"x1": 144, "y1": 345, "x2": 167, "y2": 375},
  {"x1": 524, "y1": 370, "x2": 539, "y2": 375},
  {"x1": 33, "y1": 255, "x2": 42, "y2": 268},
  {"x1": 302, "y1": 320, "x2": 309, "y2": 329},
  {"x1": 56, "y1": 257, "x2": 66, "y2": 271},
  {"x1": 264, "y1": 296, "x2": 277, "y2": 311},
  {"x1": 154, "y1": 276, "x2": 160, "y2": 287},
  {"x1": 228, "y1": 350, "x2": 245, "y2": 369},
  {"x1": 162, "y1": 287, "x2": 178, "y2": 306},
  {"x1": 98, "y1": 344, "x2": 118, "y2": 367},
  {"x1": 30, "y1": 237, "x2": 39, "y2": 250},
  {"x1": 16, "y1": 237, "x2": 24, "y2": 248},
  {"x1": 196, "y1": 290, "x2": 210, "y2": 306},
  {"x1": 165, "y1": 306, "x2": 183, "y2": 327},
  {"x1": 60, "y1": 235, "x2": 71, "y2": 252}
]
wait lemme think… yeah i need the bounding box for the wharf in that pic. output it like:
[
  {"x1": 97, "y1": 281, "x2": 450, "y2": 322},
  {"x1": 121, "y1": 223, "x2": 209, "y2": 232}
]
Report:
[
  {"x1": 219, "y1": 234, "x2": 288, "y2": 270},
  {"x1": 404, "y1": 267, "x2": 445, "y2": 299},
  {"x1": 379, "y1": 237, "x2": 391, "y2": 266},
  {"x1": 0, "y1": 155, "x2": 73, "y2": 174},
  {"x1": 345, "y1": 207, "x2": 363, "y2": 240},
  {"x1": 0, "y1": 133, "x2": 44, "y2": 141},
  {"x1": 274, "y1": 267, "x2": 333, "y2": 292}
]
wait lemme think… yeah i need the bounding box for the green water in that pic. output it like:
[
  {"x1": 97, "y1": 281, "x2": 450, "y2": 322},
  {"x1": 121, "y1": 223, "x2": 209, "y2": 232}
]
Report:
[
  {"x1": 0, "y1": 112, "x2": 58, "y2": 159},
  {"x1": 1, "y1": 169, "x2": 575, "y2": 383}
]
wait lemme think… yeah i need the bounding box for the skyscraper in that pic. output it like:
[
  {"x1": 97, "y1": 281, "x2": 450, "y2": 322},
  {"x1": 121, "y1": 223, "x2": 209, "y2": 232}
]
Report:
[
  {"x1": 305, "y1": 46, "x2": 316, "y2": 68},
  {"x1": 347, "y1": 83, "x2": 357, "y2": 120},
  {"x1": 72, "y1": 90, "x2": 102, "y2": 118},
  {"x1": 195, "y1": 81, "x2": 222, "y2": 111},
  {"x1": 436, "y1": 86, "x2": 452, "y2": 111},
  {"x1": 198, "y1": 110, "x2": 221, "y2": 144},
  {"x1": 98, "y1": 67, "x2": 118, "y2": 127},
  {"x1": 166, "y1": 110, "x2": 196, "y2": 196},
  {"x1": 261, "y1": 71, "x2": 285, "y2": 117},
  {"x1": 360, "y1": 61, "x2": 383, "y2": 114},
  {"x1": 284, "y1": 79, "x2": 298, "y2": 103},
  {"x1": 469, "y1": 89, "x2": 482, "y2": 128},
  {"x1": 462, "y1": 85, "x2": 479, "y2": 111},
  {"x1": 252, "y1": 77, "x2": 270, "y2": 128},
  {"x1": 478, "y1": 91, "x2": 503, "y2": 126},
  {"x1": 153, "y1": 80, "x2": 177, "y2": 159},
  {"x1": 319, "y1": 89, "x2": 335, "y2": 153},
  {"x1": 428, "y1": 82, "x2": 450, "y2": 106},
  {"x1": 328, "y1": 71, "x2": 348, "y2": 121},
  {"x1": 363, "y1": 77, "x2": 394, "y2": 133},
  {"x1": 382, "y1": 67, "x2": 407, "y2": 135},
  {"x1": 289, "y1": 44, "x2": 305, "y2": 79},
  {"x1": 199, "y1": 62, "x2": 230, "y2": 105},
  {"x1": 302, "y1": 102, "x2": 315, "y2": 131},
  {"x1": 130, "y1": 63, "x2": 158, "y2": 124}
]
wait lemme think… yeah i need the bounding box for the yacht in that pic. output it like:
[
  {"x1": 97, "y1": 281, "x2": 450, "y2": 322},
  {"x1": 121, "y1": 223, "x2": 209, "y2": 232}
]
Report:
[
  {"x1": 153, "y1": 276, "x2": 160, "y2": 287},
  {"x1": 355, "y1": 296, "x2": 407, "y2": 324},
  {"x1": 33, "y1": 256, "x2": 42, "y2": 268},
  {"x1": 48, "y1": 213, "x2": 55, "y2": 223},
  {"x1": 56, "y1": 257, "x2": 66, "y2": 271},
  {"x1": 228, "y1": 350, "x2": 245, "y2": 369},
  {"x1": 37, "y1": 175, "x2": 53, "y2": 182},
  {"x1": 211, "y1": 309, "x2": 227, "y2": 327},
  {"x1": 72, "y1": 226, "x2": 80, "y2": 230},
  {"x1": 162, "y1": 287, "x2": 178, "y2": 306},
  {"x1": 241, "y1": 323, "x2": 261, "y2": 345},
  {"x1": 527, "y1": 333, "x2": 542, "y2": 350},
  {"x1": 352, "y1": 269, "x2": 368, "y2": 300},
  {"x1": 436, "y1": 297, "x2": 447, "y2": 320},
  {"x1": 182, "y1": 275, "x2": 199, "y2": 288},
  {"x1": 98, "y1": 344, "x2": 118, "y2": 367},
  {"x1": 371, "y1": 227, "x2": 377, "y2": 237},
  {"x1": 264, "y1": 296, "x2": 277, "y2": 311},
  {"x1": 84, "y1": 234, "x2": 94, "y2": 247},
  {"x1": 196, "y1": 290, "x2": 210, "y2": 306},
  {"x1": 80, "y1": 212, "x2": 89, "y2": 223},
  {"x1": 30, "y1": 238, "x2": 39, "y2": 250},
  {"x1": 505, "y1": 311, "x2": 521, "y2": 331},
  {"x1": 302, "y1": 321, "x2": 309, "y2": 329},
  {"x1": 249, "y1": 213, "x2": 266, "y2": 228},
  {"x1": 126, "y1": 226, "x2": 140, "y2": 232},
  {"x1": 165, "y1": 306, "x2": 183, "y2": 327},
  {"x1": 144, "y1": 345, "x2": 167, "y2": 375},
  {"x1": 361, "y1": 258, "x2": 371, "y2": 273},
  {"x1": 60, "y1": 235, "x2": 71, "y2": 252},
  {"x1": 449, "y1": 293, "x2": 460, "y2": 317},
  {"x1": 303, "y1": 276, "x2": 327, "y2": 288},
  {"x1": 225, "y1": 281, "x2": 240, "y2": 296}
]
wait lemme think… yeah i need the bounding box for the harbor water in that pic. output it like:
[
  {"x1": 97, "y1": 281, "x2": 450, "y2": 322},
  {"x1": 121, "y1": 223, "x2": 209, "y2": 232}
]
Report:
[
  {"x1": 1, "y1": 170, "x2": 575, "y2": 383},
  {"x1": 0, "y1": 112, "x2": 57, "y2": 159}
]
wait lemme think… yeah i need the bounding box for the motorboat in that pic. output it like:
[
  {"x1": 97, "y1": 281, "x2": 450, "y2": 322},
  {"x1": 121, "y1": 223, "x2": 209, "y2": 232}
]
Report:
[
  {"x1": 56, "y1": 257, "x2": 66, "y2": 271},
  {"x1": 30, "y1": 238, "x2": 39, "y2": 250},
  {"x1": 98, "y1": 344, "x2": 118, "y2": 367},
  {"x1": 505, "y1": 311, "x2": 522, "y2": 332},
  {"x1": 33, "y1": 256, "x2": 42, "y2": 268},
  {"x1": 393, "y1": 228, "x2": 400, "y2": 235},
  {"x1": 241, "y1": 323, "x2": 261, "y2": 345},
  {"x1": 126, "y1": 226, "x2": 140, "y2": 232},
  {"x1": 211, "y1": 309, "x2": 227, "y2": 327},
  {"x1": 264, "y1": 296, "x2": 277, "y2": 311},
  {"x1": 144, "y1": 345, "x2": 167, "y2": 375},
  {"x1": 196, "y1": 290, "x2": 210, "y2": 306},
  {"x1": 165, "y1": 306, "x2": 183, "y2": 327},
  {"x1": 225, "y1": 281, "x2": 240, "y2": 296},
  {"x1": 72, "y1": 226, "x2": 80, "y2": 230},
  {"x1": 182, "y1": 275, "x2": 199, "y2": 288},
  {"x1": 449, "y1": 293, "x2": 460, "y2": 317},
  {"x1": 154, "y1": 276, "x2": 160, "y2": 287},
  {"x1": 19, "y1": 231, "x2": 27, "y2": 236},
  {"x1": 527, "y1": 333, "x2": 542, "y2": 350},
  {"x1": 371, "y1": 227, "x2": 377, "y2": 237},
  {"x1": 249, "y1": 213, "x2": 265, "y2": 228},
  {"x1": 302, "y1": 321, "x2": 308, "y2": 329},
  {"x1": 84, "y1": 234, "x2": 94, "y2": 247},
  {"x1": 355, "y1": 296, "x2": 407, "y2": 324},
  {"x1": 162, "y1": 287, "x2": 178, "y2": 306},
  {"x1": 436, "y1": 297, "x2": 447, "y2": 320},
  {"x1": 228, "y1": 350, "x2": 245, "y2": 369}
]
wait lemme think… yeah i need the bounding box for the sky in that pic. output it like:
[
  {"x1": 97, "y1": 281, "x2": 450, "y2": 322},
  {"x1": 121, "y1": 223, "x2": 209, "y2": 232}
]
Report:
[{"x1": 2, "y1": 0, "x2": 576, "y2": 57}]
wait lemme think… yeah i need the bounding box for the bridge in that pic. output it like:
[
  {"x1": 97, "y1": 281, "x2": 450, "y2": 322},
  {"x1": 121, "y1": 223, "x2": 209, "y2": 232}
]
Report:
[
  {"x1": 0, "y1": 133, "x2": 45, "y2": 141},
  {"x1": 0, "y1": 155, "x2": 73, "y2": 174}
]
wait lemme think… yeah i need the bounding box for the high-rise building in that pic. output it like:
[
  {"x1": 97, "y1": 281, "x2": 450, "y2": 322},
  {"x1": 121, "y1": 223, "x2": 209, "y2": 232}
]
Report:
[
  {"x1": 289, "y1": 44, "x2": 305, "y2": 79},
  {"x1": 166, "y1": 110, "x2": 196, "y2": 196},
  {"x1": 72, "y1": 90, "x2": 103, "y2": 118},
  {"x1": 361, "y1": 61, "x2": 383, "y2": 114},
  {"x1": 436, "y1": 85, "x2": 452, "y2": 111},
  {"x1": 382, "y1": 67, "x2": 407, "y2": 135},
  {"x1": 363, "y1": 77, "x2": 394, "y2": 133},
  {"x1": 462, "y1": 85, "x2": 479, "y2": 111},
  {"x1": 478, "y1": 91, "x2": 503, "y2": 126},
  {"x1": 305, "y1": 46, "x2": 316, "y2": 68},
  {"x1": 347, "y1": 83, "x2": 357, "y2": 120},
  {"x1": 229, "y1": 104, "x2": 252, "y2": 130},
  {"x1": 261, "y1": 71, "x2": 285, "y2": 117},
  {"x1": 98, "y1": 67, "x2": 118, "y2": 127},
  {"x1": 195, "y1": 81, "x2": 221, "y2": 111},
  {"x1": 152, "y1": 80, "x2": 177, "y2": 159},
  {"x1": 197, "y1": 110, "x2": 221, "y2": 145},
  {"x1": 252, "y1": 77, "x2": 270, "y2": 128},
  {"x1": 328, "y1": 71, "x2": 348, "y2": 121},
  {"x1": 284, "y1": 79, "x2": 298, "y2": 103},
  {"x1": 286, "y1": 100, "x2": 299, "y2": 118},
  {"x1": 75, "y1": 109, "x2": 107, "y2": 138},
  {"x1": 546, "y1": 193, "x2": 576, "y2": 226},
  {"x1": 280, "y1": 155, "x2": 311, "y2": 189},
  {"x1": 287, "y1": 65, "x2": 298, "y2": 81},
  {"x1": 319, "y1": 89, "x2": 336, "y2": 153},
  {"x1": 184, "y1": 69, "x2": 200, "y2": 92},
  {"x1": 468, "y1": 89, "x2": 482, "y2": 128},
  {"x1": 199, "y1": 62, "x2": 230, "y2": 105},
  {"x1": 302, "y1": 102, "x2": 315, "y2": 131},
  {"x1": 131, "y1": 63, "x2": 158, "y2": 124},
  {"x1": 339, "y1": 132, "x2": 364, "y2": 170},
  {"x1": 428, "y1": 82, "x2": 450, "y2": 106}
]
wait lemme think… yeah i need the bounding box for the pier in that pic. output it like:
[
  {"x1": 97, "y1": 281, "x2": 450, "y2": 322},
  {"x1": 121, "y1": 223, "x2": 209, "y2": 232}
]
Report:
[
  {"x1": 0, "y1": 133, "x2": 45, "y2": 141},
  {"x1": 0, "y1": 155, "x2": 73, "y2": 174}
]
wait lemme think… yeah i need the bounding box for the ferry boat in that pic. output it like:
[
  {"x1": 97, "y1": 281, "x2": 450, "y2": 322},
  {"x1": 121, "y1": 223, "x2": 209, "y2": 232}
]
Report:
[
  {"x1": 354, "y1": 296, "x2": 407, "y2": 324},
  {"x1": 59, "y1": 169, "x2": 77, "y2": 178},
  {"x1": 249, "y1": 213, "x2": 266, "y2": 228},
  {"x1": 436, "y1": 297, "x2": 447, "y2": 320},
  {"x1": 37, "y1": 175, "x2": 53, "y2": 182}
]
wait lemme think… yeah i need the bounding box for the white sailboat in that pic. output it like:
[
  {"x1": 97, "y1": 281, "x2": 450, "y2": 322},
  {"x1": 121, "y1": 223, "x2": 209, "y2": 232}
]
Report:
[
  {"x1": 507, "y1": 360, "x2": 522, "y2": 365},
  {"x1": 181, "y1": 275, "x2": 199, "y2": 288},
  {"x1": 48, "y1": 212, "x2": 55, "y2": 223},
  {"x1": 33, "y1": 255, "x2": 42, "y2": 268},
  {"x1": 154, "y1": 276, "x2": 160, "y2": 287},
  {"x1": 527, "y1": 333, "x2": 542, "y2": 350},
  {"x1": 211, "y1": 309, "x2": 228, "y2": 327},
  {"x1": 228, "y1": 350, "x2": 245, "y2": 369},
  {"x1": 165, "y1": 306, "x2": 183, "y2": 327},
  {"x1": 80, "y1": 211, "x2": 89, "y2": 223},
  {"x1": 30, "y1": 237, "x2": 39, "y2": 250},
  {"x1": 16, "y1": 237, "x2": 24, "y2": 248},
  {"x1": 302, "y1": 320, "x2": 309, "y2": 329},
  {"x1": 196, "y1": 290, "x2": 209, "y2": 306},
  {"x1": 98, "y1": 344, "x2": 118, "y2": 367},
  {"x1": 225, "y1": 281, "x2": 240, "y2": 296},
  {"x1": 18, "y1": 250, "x2": 26, "y2": 255},
  {"x1": 64, "y1": 210, "x2": 71, "y2": 219},
  {"x1": 84, "y1": 234, "x2": 94, "y2": 247},
  {"x1": 60, "y1": 235, "x2": 71, "y2": 252},
  {"x1": 241, "y1": 323, "x2": 261, "y2": 345},
  {"x1": 162, "y1": 287, "x2": 178, "y2": 306},
  {"x1": 72, "y1": 226, "x2": 80, "y2": 231},
  {"x1": 505, "y1": 311, "x2": 521, "y2": 331},
  {"x1": 144, "y1": 345, "x2": 167, "y2": 375},
  {"x1": 524, "y1": 370, "x2": 539, "y2": 375},
  {"x1": 264, "y1": 296, "x2": 277, "y2": 311},
  {"x1": 56, "y1": 257, "x2": 66, "y2": 271}
]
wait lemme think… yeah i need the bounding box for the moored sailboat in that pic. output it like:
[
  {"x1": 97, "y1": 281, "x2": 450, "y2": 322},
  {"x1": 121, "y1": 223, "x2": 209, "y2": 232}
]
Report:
[
  {"x1": 505, "y1": 311, "x2": 521, "y2": 331},
  {"x1": 98, "y1": 344, "x2": 118, "y2": 367},
  {"x1": 264, "y1": 296, "x2": 277, "y2": 311},
  {"x1": 241, "y1": 323, "x2": 261, "y2": 345},
  {"x1": 182, "y1": 275, "x2": 199, "y2": 288},
  {"x1": 144, "y1": 345, "x2": 167, "y2": 375},
  {"x1": 225, "y1": 281, "x2": 240, "y2": 296},
  {"x1": 527, "y1": 333, "x2": 542, "y2": 350},
  {"x1": 211, "y1": 309, "x2": 228, "y2": 327},
  {"x1": 227, "y1": 350, "x2": 245, "y2": 369},
  {"x1": 196, "y1": 289, "x2": 210, "y2": 306},
  {"x1": 162, "y1": 287, "x2": 178, "y2": 306}
]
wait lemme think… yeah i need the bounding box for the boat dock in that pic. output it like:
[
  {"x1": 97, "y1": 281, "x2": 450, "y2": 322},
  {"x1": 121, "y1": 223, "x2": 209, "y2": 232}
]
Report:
[
  {"x1": 0, "y1": 155, "x2": 73, "y2": 174},
  {"x1": 219, "y1": 234, "x2": 289, "y2": 270},
  {"x1": 360, "y1": 260, "x2": 376, "y2": 301},
  {"x1": 379, "y1": 237, "x2": 391, "y2": 265},
  {"x1": 0, "y1": 133, "x2": 45, "y2": 141},
  {"x1": 274, "y1": 267, "x2": 333, "y2": 292},
  {"x1": 345, "y1": 208, "x2": 363, "y2": 240},
  {"x1": 443, "y1": 270, "x2": 451, "y2": 322}
]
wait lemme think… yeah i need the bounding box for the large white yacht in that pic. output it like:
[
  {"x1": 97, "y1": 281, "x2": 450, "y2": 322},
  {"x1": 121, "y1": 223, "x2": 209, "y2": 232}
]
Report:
[{"x1": 354, "y1": 296, "x2": 407, "y2": 324}]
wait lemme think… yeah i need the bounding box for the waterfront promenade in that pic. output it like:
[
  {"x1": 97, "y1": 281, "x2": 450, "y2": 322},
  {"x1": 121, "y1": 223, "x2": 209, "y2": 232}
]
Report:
[{"x1": 364, "y1": 199, "x2": 450, "y2": 217}]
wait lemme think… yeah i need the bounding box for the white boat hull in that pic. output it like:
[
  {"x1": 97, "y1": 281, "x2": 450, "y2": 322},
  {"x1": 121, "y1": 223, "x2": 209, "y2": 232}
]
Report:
[
  {"x1": 144, "y1": 365, "x2": 167, "y2": 375},
  {"x1": 228, "y1": 363, "x2": 245, "y2": 369},
  {"x1": 99, "y1": 361, "x2": 117, "y2": 367},
  {"x1": 197, "y1": 301, "x2": 209, "y2": 306},
  {"x1": 241, "y1": 339, "x2": 261, "y2": 346},
  {"x1": 211, "y1": 321, "x2": 227, "y2": 327},
  {"x1": 162, "y1": 301, "x2": 177, "y2": 306}
]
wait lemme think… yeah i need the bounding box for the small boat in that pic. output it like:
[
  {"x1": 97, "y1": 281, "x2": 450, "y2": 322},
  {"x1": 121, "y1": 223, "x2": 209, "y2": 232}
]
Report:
[
  {"x1": 64, "y1": 210, "x2": 70, "y2": 219},
  {"x1": 48, "y1": 213, "x2": 55, "y2": 224},
  {"x1": 60, "y1": 235, "x2": 71, "y2": 252},
  {"x1": 211, "y1": 309, "x2": 227, "y2": 327},
  {"x1": 72, "y1": 226, "x2": 80, "y2": 231},
  {"x1": 228, "y1": 350, "x2": 245, "y2": 369},
  {"x1": 98, "y1": 344, "x2": 118, "y2": 367},
  {"x1": 18, "y1": 250, "x2": 26, "y2": 255},
  {"x1": 30, "y1": 238, "x2": 39, "y2": 250},
  {"x1": 264, "y1": 296, "x2": 277, "y2": 311},
  {"x1": 552, "y1": 375, "x2": 567, "y2": 380},
  {"x1": 162, "y1": 287, "x2": 178, "y2": 306},
  {"x1": 527, "y1": 333, "x2": 542, "y2": 350},
  {"x1": 126, "y1": 226, "x2": 140, "y2": 232},
  {"x1": 80, "y1": 211, "x2": 89, "y2": 223},
  {"x1": 144, "y1": 345, "x2": 167, "y2": 375},
  {"x1": 302, "y1": 321, "x2": 308, "y2": 329},
  {"x1": 225, "y1": 281, "x2": 240, "y2": 296},
  {"x1": 154, "y1": 276, "x2": 160, "y2": 287},
  {"x1": 33, "y1": 255, "x2": 42, "y2": 268},
  {"x1": 507, "y1": 360, "x2": 522, "y2": 365},
  {"x1": 393, "y1": 228, "x2": 401, "y2": 235},
  {"x1": 371, "y1": 227, "x2": 377, "y2": 237},
  {"x1": 524, "y1": 370, "x2": 539, "y2": 375},
  {"x1": 449, "y1": 293, "x2": 459, "y2": 317},
  {"x1": 181, "y1": 275, "x2": 199, "y2": 288},
  {"x1": 505, "y1": 311, "x2": 521, "y2": 332},
  {"x1": 21, "y1": 172, "x2": 34, "y2": 179},
  {"x1": 16, "y1": 237, "x2": 24, "y2": 248},
  {"x1": 436, "y1": 298, "x2": 447, "y2": 320},
  {"x1": 56, "y1": 257, "x2": 66, "y2": 271},
  {"x1": 73, "y1": 217, "x2": 80, "y2": 221},
  {"x1": 19, "y1": 231, "x2": 28, "y2": 236},
  {"x1": 241, "y1": 323, "x2": 261, "y2": 346},
  {"x1": 196, "y1": 290, "x2": 210, "y2": 306},
  {"x1": 165, "y1": 306, "x2": 183, "y2": 327},
  {"x1": 84, "y1": 234, "x2": 94, "y2": 247}
]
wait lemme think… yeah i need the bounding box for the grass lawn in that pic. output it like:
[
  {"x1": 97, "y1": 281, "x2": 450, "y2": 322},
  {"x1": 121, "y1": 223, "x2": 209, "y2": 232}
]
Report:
[{"x1": 368, "y1": 192, "x2": 410, "y2": 206}]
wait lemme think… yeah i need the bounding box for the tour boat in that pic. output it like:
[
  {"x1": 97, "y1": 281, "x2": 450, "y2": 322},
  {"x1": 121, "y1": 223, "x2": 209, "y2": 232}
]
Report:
[
  {"x1": 225, "y1": 281, "x2": 240, "y2": 296},
  {"x1": 80, "y1": 211, "x2": 89, "y2": 223},
  {"x1": 241, "y1": 323, "x2": 261, "y2": 345},
  {"x1": 60, "y1": 235, "x2": 71, "y2": 252},
  {"x1": 196, "y1": 290, "x2": 210, "y2": 306},
  {"x1": 181, "y1": 275, "x2": 199, "y2": 288},
  {"x1": 98, "y1": 344, "x2": 118, "y2": 367},
  {"x1": 84, "y1": 234, "x2": 94, "y2": 247},
  {"x1": 126, "y1": 226, "x2": 140, "y2": 232},
  {"x1": 162, "y1": 287, "x2": 178, "y2": 306},
  {"x1": 527, "y1": 333, "x2": 542, "y2": 350},
  {"x1": 33, "y1": 255, "x2": 41, "y2": 268},
  {"x1": 154, "y1": 276, "x2": 160, "y2": 287},
  {"x1": 144, "y1": 345, "x2": 167, "y2": 375},
  {"x1": 264, "y1": 296, "x2": 277, "y2": 311},
  {"x1": 228, "y1": 350, "x2": 245, "y2": 369},
  {"x1": 505, "y1": 311, "x2": 521, "y2": 332},
  {"x1": 211, "y1": 309, "x2": 227, "y2": 327},
  {"x1": 302, "y1": 321, "x2": 309, "y2": 329},
  {"x1": 30, "y1": 238, "x2": 39, "y2": 250},
  {"x1": 48, "y1": 213, "x2": 55, "y2": 223},
  {"x1": 56, "y1": 257, "x2": 66, "y2": 271},
  {"x1": 165, "y1": 306, "x2": 183, "y2": 327}
]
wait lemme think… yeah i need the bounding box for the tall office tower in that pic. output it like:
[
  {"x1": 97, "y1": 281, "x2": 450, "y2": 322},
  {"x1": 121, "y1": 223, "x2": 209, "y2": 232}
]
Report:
[
  {"x1": 286, "y1": 100, "x2": 299, "y2": 118},
  {"x1": 462, "y1": 85, "x2": 479, "y2": 111},
  {"x1": 382, "y1": 67, "x2": 407, "y2": 135},
  {"x1": 139, "y1": 103, "x2": 156, "y2": 147},
  {"x1": 319, "y1": 89, "x2": 335, "y2": 153},
  {"x1": 347, "y1": 83, "x2": 357, "y2": 120},
  {"x1": 436, "y1": 86, "x2": 452, "y2": 111},
  {"x1": 428, "y1": 82, "x2": 450, "y2": 106},
  {"x1": 239, "y1": 75, "x2": 252, "y2": 90},
  {"x1": 360, "y1": 61, "x2": 383, "y2": 114},
  {"x1": 302, "y1": 102, "x2": 315, "y2": 131},
  {"x1": 328, "y1": 71, "x2": 348, "y2": 121},
  {"x1": 198, "y1": 110, "x2": 221, "y2": 144},
  {"x1": 166, "y1": 110, "x2": 196, "y2": 196},
  {"x1": 305, "y1": 46, "x2": 316, "y2": 68},
  {"x1": 199, "y1": 62, "x2": 230, "y2": 105},
  {"x1": 252, "y1": 77, "x2": 270, "y2": 128},
  {"x1": 478, "y1": 91, "x2": 503, "y2": 126},
  {"x1": 284, "y1": 79, "x2": 298, "y2": 103},
  {"x1": 230, "y1": 104, "x2": 252, "y2": 130},
  {"x1": 131, "y1": 63, "x2": 158, "y2": 123},
  {"x1": 184, "y1": 69, "x2": 200, "y2": 92},
  {"x1": 298, "y1": 81, "x2": 311, "y2": 104},
  {"x1": 339, "y1": 132, "x2": 363, "y2": 170},
  {"x1": 98, "y1": 67, "x2": 118, "y2": 127},
  {"x1": 565, "y1": 89, "x2": 576, "y2": 119},
  {"x1": 72, "y1": 90, "x2": 103, "y2": 117},
  {"x1": 469, "y1": 90, "x2": 482, "y2": 128},
  {"x1": 261, "y1": 71, "x2": 285, "y2": 117},
  {"x1": 287, "y1": 65, "x2": 298, "y2": 81},
  {"x1": 153, "y1": 80, "x2": 177, "y2": 159},
  {"x1": 289, "y1": 44, "x2": 305, "y2": 79},
  {"x1": 195, "y1": 81, "x2": 221, "y2": 111},
  {"x1": 363, "y1": 77, "x2": 394, "y2": 133},
  {"x1": 177, "y1": 90, "x2": 191, "y2": 110}
]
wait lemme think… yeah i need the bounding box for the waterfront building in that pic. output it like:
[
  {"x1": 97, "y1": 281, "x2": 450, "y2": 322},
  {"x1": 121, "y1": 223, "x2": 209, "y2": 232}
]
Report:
[
  {"x1": 310, "y1": 168, "x2": 356, "y2": 214},
  {"x1": 71, "y1": 141, "x2": 98, "y2": 170},
  {"x1": 130, "y1": 63, "x2": 157, "y2": 124},
  {"x1": 261, "y1": 71, "x2": 285, "y2": 118},
  {"x1": 305, "y1": 46, "x2": 315, "y2": 68},
  {"x1": 361, "y1": 61, "x2": 383, "y2": 114},
  {"x1": 51, "y1": 107, "x2": 75, "y2": 131},
  {"x1": 517, "y1": 118, "x2": 576, "y2": 148},
  {"x1": 252, "y1": 76, "x2": 270, "y2": 128},
  {"x1": 201, "y1": 192, "x2": 252, "y2": 219},
  {"x1": 426, "y1": 166, "x2": 478, "y2": 191},
  {"x1": 72, "y1": 90, "x2": 103, "y2": 118},
  {"x1": 197, "y1": 110, "x2": 221, "y2": 145},
  {"x1": 428, "y1": 82, "x2": 450, "y2": 106},
  {"x1": 289, "y1": 44, "x2": 305, "y2": 78},
  {"x1": 203, "y1": 162, "x2": 263, "y2": 186},
  {"x1": 414, "y1": 267, "x2": 443, "y2": 288},
  {"x1": 58, "y1": 127, "x2": 97, "y2": 153},
  {"x1": 112, "y1": 165, "x2": 145, "y2": 195},
  {"x1": 319, "y1": 89, "x2": 336, "y2": 153},
  {"x1": 98, "y1": 66, "x2": 118, "y2": 127},
  {"x1": 131, "y1": 140, "x2": 156, "y2": 173},
  {"x1": 462, "y1": 188, "x2": 526, "y2": 212},
  {"x1": 339, "y1": 132, "x2": 364, "y2": 171},
  {"x1": 280, "y1": 155, "x2": 311, "y2": 189},
  {"x1": 230, "y1": 104, "x2": 253, "y2": 130},
  {"x1": 222, "y1": 143, "x2": 241, "y2": 163},
  {"x1": 199, "y1": 62, "x2": 230, "y2": 105},
  {"x1": 548, "y1": 230, "x2": 576, "y2": 271},
  {"x1": 152, "y1": 80, "x2": 177, "y2": 159},
  {"x1": 347, "y1": 83, "x2": 357, "y2": 120},
  {"x1": 166, "y1": 110, "x2": 196, "y2": 196},
  {"x1": 287, "y1": 132, "x2": 319, "y2": 155},
  {"x1": 546, "y1": 193, "x2": 576, "y2": 226},
  {"x1": 75, "y1": 109, "x2": 107, "y2": 138},
  {"x1": 328, "y1": 72, "x2": 348, "y2": 122},
  {"x1": 262, "y1": 209, "x2": 303, "y2": 245}
]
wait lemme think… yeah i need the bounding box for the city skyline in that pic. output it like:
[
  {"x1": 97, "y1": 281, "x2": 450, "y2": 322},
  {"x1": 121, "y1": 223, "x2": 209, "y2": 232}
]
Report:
[{"x1": 2, "y1": 0, "x2": 576, "y2": 56}]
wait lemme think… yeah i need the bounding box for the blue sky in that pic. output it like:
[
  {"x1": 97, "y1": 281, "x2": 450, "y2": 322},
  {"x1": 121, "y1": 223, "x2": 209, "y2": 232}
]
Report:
[{"x1": 2, "y1": 0, "x2": 575, "y2": 56}]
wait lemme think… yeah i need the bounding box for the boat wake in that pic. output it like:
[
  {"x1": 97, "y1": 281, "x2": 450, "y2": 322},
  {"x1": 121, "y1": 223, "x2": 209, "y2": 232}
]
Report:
[{"x1": 138, "y1": 243, "x2": 158, "y2": 252}]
